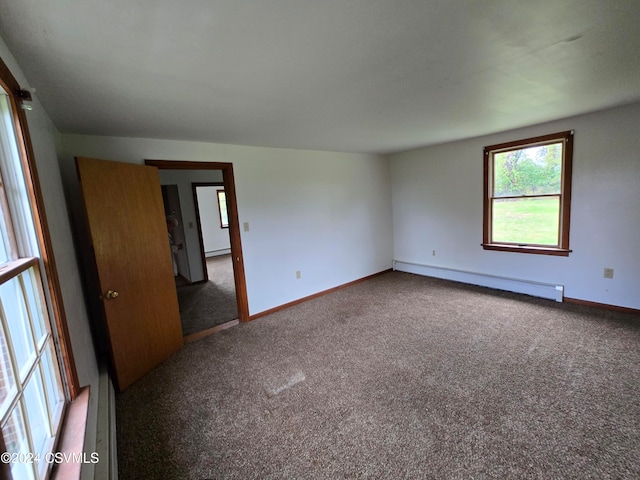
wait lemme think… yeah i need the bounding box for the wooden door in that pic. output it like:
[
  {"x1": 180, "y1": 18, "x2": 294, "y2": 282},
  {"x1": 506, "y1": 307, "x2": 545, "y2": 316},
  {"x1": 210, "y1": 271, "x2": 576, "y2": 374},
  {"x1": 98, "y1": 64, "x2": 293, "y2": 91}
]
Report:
[{"x1": 76, "y1": 157, "x2": 183, "y2": 391}]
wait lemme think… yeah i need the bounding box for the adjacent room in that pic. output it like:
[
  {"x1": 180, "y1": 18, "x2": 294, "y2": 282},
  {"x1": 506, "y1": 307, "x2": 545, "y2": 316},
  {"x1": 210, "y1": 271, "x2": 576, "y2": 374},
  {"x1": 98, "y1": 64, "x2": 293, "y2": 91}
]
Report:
[{"x1": 0, "y1": 1, "x2": 638, "y2": 479}]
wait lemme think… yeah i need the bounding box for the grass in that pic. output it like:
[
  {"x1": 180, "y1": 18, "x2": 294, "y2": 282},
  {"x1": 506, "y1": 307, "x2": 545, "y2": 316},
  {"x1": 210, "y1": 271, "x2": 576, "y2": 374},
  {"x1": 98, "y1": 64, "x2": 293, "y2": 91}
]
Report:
[{"x1": 492, "y1": 196, "x2": 559, "y2": 245}]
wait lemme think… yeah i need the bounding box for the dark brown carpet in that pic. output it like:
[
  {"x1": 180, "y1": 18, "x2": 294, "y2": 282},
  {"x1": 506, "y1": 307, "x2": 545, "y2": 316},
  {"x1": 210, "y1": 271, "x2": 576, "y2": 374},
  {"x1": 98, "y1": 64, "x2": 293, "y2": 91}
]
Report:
[
  {"x1": 176, "y1": 255, "x2": 238, "y2": 336},
  {"x1": 116, "y1": 271, "x2": 640, "y2": 479}
]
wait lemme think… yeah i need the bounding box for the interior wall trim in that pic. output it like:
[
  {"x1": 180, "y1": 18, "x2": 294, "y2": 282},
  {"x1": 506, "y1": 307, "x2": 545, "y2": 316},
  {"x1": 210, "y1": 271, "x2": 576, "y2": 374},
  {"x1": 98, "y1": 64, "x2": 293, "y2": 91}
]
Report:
[
  {"x1": 249, "y1": 269, "x2": 393, "y2": 321},
  {"x1": 564, "y1": 297, "x2": 640, "y2": 315}
]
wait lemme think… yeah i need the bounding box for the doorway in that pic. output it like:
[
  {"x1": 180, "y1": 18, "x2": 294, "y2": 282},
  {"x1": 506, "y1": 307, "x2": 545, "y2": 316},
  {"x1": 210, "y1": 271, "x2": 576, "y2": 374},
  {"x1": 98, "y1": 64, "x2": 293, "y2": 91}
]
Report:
[
  {"x1": 146, "y1": 160, "x2": 249, "y2": 332},
  {"x1": 193, "y1": 183, "x2": 232, "y2": 276},
  {"x1": 171, "y1": 183, "x2": 238, "y2": 336}
]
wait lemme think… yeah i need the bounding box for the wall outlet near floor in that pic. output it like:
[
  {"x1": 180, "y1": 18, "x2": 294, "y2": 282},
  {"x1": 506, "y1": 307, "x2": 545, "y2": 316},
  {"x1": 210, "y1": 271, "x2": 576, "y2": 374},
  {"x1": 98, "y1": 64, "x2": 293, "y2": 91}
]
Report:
[
  {"x1": 432, "y1": 250, "x2": 436, "y2": 256},
  {"x1": 296, "y1": 270, "x2": 301, "y2": 279},
  {"x1": 603, "y1": 268, "x2": 614, "y2": 279}
]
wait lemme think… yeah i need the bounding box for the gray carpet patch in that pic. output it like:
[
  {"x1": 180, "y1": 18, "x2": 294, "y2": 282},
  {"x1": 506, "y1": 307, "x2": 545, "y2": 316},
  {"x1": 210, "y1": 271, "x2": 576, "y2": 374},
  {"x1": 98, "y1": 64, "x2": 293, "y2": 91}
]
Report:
[
  {"x1": 263, "y1": 370, "x2": 306, "y2": 397},
  {"x1": 176, "y1": 254, "x2": 238, "y2": 335},
  {"x1": 117, "y1": 271, "x2": 640, "y2": 480}
]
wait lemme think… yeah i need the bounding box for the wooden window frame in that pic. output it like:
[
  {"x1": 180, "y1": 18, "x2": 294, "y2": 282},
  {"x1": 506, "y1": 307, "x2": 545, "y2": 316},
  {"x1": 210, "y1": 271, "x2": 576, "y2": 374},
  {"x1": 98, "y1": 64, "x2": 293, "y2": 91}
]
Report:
[
  {"x1": 0, "y1": 57, "x2": 79, "y2": 398},
  {"x1": 482, "y1": 130, "x2": 574, "y2": 256},
  {"x1": 1, "y1": 54, "x2": 87, "y2": 480}
]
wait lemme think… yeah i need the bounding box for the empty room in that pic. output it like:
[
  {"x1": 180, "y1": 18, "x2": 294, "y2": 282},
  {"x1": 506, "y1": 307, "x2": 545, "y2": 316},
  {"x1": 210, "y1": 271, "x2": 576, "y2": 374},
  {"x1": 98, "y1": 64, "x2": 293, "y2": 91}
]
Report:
[{"x1": 0, "y1": 1, "x2": 638, "y2": 479}]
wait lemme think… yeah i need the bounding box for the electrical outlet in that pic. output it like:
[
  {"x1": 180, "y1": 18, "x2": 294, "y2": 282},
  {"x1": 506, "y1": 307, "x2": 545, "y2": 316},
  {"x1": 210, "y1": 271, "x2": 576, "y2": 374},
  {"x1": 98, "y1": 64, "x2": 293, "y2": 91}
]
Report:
[
  {"x1": 243, "y1": 222, "x2": 250, "y2": 232},
  {"x1": 432, "y1": 250, "x2": 436, "y2": 256},
  {"x1": 603, "y1": 268, "x2": 614, "y2": 279},
  {"x1": 296, "y1": 270, "x2": 301, "y2": 279}
]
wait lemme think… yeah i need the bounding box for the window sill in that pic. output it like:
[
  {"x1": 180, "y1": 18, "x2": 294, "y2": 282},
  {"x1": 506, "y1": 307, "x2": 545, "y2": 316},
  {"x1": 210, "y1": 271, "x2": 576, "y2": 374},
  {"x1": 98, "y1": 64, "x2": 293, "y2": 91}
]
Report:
[
  {"x1": 482, "y1": 243, "x2": 571, "y2": 256},
  {"x1": 50, "y1": 386, "x2": 90, "y2": 480}
]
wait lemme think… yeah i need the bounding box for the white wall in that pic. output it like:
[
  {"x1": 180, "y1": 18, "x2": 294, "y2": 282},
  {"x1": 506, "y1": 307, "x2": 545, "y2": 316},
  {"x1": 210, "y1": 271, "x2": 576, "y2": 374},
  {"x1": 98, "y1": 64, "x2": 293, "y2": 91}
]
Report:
[
  {"x1": 158, "y1": 169, "x2": 224, "y2": 282},
  {"x1": 58, "y1": 135, "x2": 394, "y2": 315},
  {"x1": 390, "y1": 101, "x2": 640, "y2": 310},
  {"x1": 0, "y1": 37, "x2": 100, "y2": 480},
  {"x1": 195, "y1": 185, "x2": 231, "y2": 256}
]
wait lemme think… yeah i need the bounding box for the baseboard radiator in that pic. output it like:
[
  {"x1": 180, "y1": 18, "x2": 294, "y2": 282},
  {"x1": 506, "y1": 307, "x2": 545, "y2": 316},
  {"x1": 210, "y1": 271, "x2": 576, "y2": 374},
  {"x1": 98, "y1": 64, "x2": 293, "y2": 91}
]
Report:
[
  {"x1": 393, "y1": 260, "x2": 563, "y2": 302},
  {"x1": 95, "y1": 366, "x2": 118, "y2": 479},
  {"x1": 205, "y1": 248, "x2": 232, "y2": 258}
]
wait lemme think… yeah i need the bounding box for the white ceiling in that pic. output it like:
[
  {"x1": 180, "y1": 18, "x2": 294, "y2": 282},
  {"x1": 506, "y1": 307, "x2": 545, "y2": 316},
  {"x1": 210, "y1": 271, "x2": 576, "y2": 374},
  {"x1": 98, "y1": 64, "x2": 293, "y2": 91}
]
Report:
[{"x1": 1, "y1": 0, "x2": 639, "y2": 154}]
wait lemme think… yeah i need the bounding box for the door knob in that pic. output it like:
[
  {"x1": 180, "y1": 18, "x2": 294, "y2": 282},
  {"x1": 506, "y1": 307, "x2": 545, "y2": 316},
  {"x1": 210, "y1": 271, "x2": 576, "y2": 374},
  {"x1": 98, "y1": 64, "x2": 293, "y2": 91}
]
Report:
[{"x1": 105, "y1": 290, "x2": 119, "y2": 299}]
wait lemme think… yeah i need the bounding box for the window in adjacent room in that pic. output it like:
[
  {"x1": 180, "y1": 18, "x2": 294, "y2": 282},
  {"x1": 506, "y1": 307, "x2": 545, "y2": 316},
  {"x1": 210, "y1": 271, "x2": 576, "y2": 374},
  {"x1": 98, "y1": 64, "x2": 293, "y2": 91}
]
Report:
[
  {"x1": 0, "y1": 82, "x2": 69, "y2": 479},
  {"x1": 483, "y1": 130, "x2": 573, "y2": 256},
  {"x1": 217, "y1": 189, "x2": 229, "y2": 229}
]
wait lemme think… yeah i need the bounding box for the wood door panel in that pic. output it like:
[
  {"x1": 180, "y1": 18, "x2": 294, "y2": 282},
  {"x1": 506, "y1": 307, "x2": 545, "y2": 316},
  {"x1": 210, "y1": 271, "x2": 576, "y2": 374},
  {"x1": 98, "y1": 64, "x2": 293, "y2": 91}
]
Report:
[{"x1": 76, "y1": 157, "x2": 183, "y2": 391}]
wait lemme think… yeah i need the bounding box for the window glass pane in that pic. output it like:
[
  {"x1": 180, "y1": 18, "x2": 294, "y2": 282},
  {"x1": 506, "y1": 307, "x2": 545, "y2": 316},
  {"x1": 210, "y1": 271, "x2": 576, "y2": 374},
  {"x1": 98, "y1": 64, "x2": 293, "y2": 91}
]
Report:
[
  {"x1": 0, "y1": 95, "x2": 39, "y2": 259},
  {"x1": 217, "y1": 190, "x2": 229, "y2": 227},
  {"x1": 21, "y1": 269, "x2": 48, "y2": 347},
  {"x1": 0, "y1": 174, "x2": 18, "y2": 264},
  {"x1": 493, "y1": 142, "x2": 562, "y2": 197},
  {"x1": 492, "y1": 196, "x2": 560, "y2": 245},
  {"x1": 0, "y1": 206, "x2": 10, "y2": 263},
  {"x1": 24, "y1": 367, "x2": 50, "y2": 455},
  {"x1": 3, "y1": 404, "x2": 36, "y2": 480},
  {"x1": 0, "y1": 276, "x2": 37, "y2": 380},
  {"x1": 0, "y1": 322, "x2": 17, "y2": 417},
  {"x1": 42, "y1": 341, "x2": 64, "y2": 416}
]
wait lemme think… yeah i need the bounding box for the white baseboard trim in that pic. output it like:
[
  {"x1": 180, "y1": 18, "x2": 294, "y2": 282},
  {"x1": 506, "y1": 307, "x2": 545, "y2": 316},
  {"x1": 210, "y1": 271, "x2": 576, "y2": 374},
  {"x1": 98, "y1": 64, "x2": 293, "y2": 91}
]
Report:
[
  {"x1": 205, "y1": 248, "x2": 232, "y2": 258},
  {"x1": 95, "y1": 366, "x2": 118, "y2": 479},
  {"x1": 393, "y1": 259, "x2": 563, "y2": 302}
]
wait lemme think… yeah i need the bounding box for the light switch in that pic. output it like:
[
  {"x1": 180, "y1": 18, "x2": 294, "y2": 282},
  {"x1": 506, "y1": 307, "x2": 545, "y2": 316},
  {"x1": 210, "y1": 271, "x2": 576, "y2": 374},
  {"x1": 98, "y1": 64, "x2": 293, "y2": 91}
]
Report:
[{"x1": 243, "y1": 222, "x2": 250, "y2": 232}]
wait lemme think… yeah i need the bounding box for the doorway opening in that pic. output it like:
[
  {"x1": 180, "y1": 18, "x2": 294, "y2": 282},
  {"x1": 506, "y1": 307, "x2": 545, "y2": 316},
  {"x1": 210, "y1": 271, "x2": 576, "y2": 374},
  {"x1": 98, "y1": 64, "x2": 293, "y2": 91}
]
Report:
[
  {"x1": 175, "y1": 183, "x2": 238, "y2": 336},
  {"x1": 146, "y1": 160, "x2": 249, "y2": 337}
]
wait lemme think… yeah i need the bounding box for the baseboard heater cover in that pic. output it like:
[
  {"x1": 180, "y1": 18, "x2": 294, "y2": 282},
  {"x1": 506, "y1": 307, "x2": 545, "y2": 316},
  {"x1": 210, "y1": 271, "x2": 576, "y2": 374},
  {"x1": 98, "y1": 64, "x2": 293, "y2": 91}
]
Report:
[
  {"x1": 95, "y1": 366, "x2": 118, "y2": 480},
  {"x1": 205, "y1": 248, "x2": 232, "y2": 258},
  {"x1": 393, "y1": 260, "x2": 563, "y2": 302}
]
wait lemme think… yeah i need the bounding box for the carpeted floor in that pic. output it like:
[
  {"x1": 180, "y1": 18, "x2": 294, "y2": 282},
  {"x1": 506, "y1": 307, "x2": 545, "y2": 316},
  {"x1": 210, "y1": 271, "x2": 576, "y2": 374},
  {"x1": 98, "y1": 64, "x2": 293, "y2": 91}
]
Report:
[
  {"x1": 176, "y1": 255, "x2": 238, "y2": 336},
  {"x1": 117, "y1": 271, "x2": 640, "y2": 479}
]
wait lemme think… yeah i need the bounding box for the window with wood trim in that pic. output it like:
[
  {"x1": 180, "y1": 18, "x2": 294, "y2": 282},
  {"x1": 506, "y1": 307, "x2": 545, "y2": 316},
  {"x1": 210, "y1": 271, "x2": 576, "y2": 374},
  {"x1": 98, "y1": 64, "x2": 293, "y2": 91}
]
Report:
[
  {"x1": 483, "y1": 131, "x2": 573, "y2": 256},
  {"x1": 0, "y1": 68, "x2": 72, "y2": 479},
  {"x1": 217, "y1": 189, "x2": 229, "y2": 229}
]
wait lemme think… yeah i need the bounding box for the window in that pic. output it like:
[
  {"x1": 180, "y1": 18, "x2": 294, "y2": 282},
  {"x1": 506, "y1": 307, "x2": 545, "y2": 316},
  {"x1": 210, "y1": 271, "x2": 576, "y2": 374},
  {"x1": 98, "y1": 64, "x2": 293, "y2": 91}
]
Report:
[
  {"x1": 483, "y1": 130, "x2": 573, "y2": 256},
  {"x1": 217, "y1": 189, "x2": 229, "y2": 229},
  {"x1": 0, "y1": 65, "x2": 72, "y2": 479}
]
